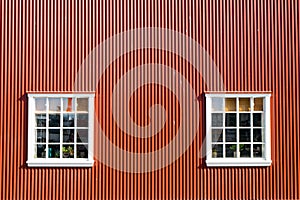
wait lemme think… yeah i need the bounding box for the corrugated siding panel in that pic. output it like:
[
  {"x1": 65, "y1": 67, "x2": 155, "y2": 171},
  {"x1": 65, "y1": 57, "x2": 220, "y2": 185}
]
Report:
[{"x1": 0, "y1": 0, "x2": 299, "y2": 199}]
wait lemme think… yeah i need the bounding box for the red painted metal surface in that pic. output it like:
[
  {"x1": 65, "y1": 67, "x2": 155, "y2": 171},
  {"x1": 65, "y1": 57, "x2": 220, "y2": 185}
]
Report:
[{"x1": 0, "y1": 0, "x2": 299, "y2": 199}]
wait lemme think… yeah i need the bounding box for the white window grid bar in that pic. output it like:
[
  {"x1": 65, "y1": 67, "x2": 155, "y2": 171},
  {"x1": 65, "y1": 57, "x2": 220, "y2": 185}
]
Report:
[
  {"x1": 236, "y1": 98, "x2": 240, "y2": 158},
  {"x1": 250, "y1": 97, "x2": 254, "y2": 158},
  {"x1": 46, "y1": 97, "x2": 49, "y2": 158},
  {"x1": 223, "y1": 98, "x2": 225, "y2": 158}
]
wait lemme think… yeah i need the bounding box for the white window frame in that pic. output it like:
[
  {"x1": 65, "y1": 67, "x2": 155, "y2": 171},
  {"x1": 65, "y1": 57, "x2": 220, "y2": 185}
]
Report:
[
  {"x1": 206, "y1": 93, "x2": 272, "y2": 167},
  {"x1": 26, "y1": 93, "x2": 95, "y2": 167}
]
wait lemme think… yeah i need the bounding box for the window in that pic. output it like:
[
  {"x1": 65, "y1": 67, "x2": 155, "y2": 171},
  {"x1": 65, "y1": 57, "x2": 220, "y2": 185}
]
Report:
[
  {"x1": 27, "y1": 93, "x2": 95, "y2": 167},
  {"x1": 205, "y1": 93, "x2": 271, "y2": 167}
]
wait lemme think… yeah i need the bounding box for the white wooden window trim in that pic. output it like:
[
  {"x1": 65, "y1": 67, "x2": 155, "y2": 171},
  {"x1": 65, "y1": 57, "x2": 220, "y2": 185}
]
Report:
[
  {"x1": 205, "y1": 93, "x2": 272, "y2": 167},
  {"x1": 26, "y1": 93, "x2": 95, "y2": 167}
]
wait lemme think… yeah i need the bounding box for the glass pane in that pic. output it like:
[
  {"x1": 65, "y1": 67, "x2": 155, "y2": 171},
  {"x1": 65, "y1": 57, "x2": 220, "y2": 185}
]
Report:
[
  {"x1": 49, "y1": 129, "x2": 60, "y2": 143},
  {"x1": 212, "y1": 129, "x2": 223, "y2": 142},
  {"x1": 253, "y1": 129, "x2": 263, "y2": 142},
  {"x1": 212, "y1": 98, "x2": 223, "y2": 111},
  {"x1": 35, "y1": 98, "x2": 46, "y2": 111},
  {"x1": 36, "y1": 129, "x2": 46, "y2": 143},
  {"x1": 77, "y1": 114, "x2": 88, "y2": 127},
  {"x1": 239, "y1": 129, "x2": 251, "y2": 142},
  {"x1": 63, "y1": 114, "x2": 75, "y2": 127},
  {"x1": 253, "y1": 144, "x2": 263, "y2": 157},
  {"x1": 36, "y1": 114, "x2": 46, "y2": 127},
  {"x1": 62, "y1": 145, "x2": 74, "y2": 158},
  {"x1": 77, "y1": 129, "x2": 88, "y2": 143},
  {"x1": 239, "y1": 113, "x2": 250, "y2": 127},
  {"x1": 253, "y1": 113, "x2": 262, "y2": 127},
  {"x1": 212, "y1": 144, "x2": 223, "y2": 158},
  {"x1": 240, "y1": 144, "x2": 251, "y2": 157},
  {"x1": 225, "y1": 98, "x2": 236, "y2": 111},
  {"x1": 63, "y1": 98, "x2": 75, "y2": 112},
  {"x1": 226, "y1": 144, "x2": 236, "y2": 157},
  {"x1": 35, "y1": 144, "x2": 46, "y2": 158},
  {"x1": 211, "y1": 113, "x2": 223, "y2": 127},
  {"x1": 48, "y1": 144, "x2": 60, "y2": 158},
  {"x1": 77, "y1": 144, "x2": 88, "y2": 158},
  {"x1": 77, "y1": 98, "x2": 88, "y2": 111},
  {"x1": 63, "y1": 129, "x2": 74, "y2": 143},
  {"x1": 49, "y1": 114, "x2": 60, "y2": 127},
  {"x1": 225, "y1": 113, "x2": 236, "y2": 127},
  {"x1": 239, "y1": 98, "x2": 250, "y2": 111},
  {"x1": 225, "y1": 129, "x2": 236, "y2": 142},
  {"x1": 49, "y1": 98, "x2": 61, "y2": 111},
  {"x1": 254, "y1": 98, "x2": 264, "y2": 111}
]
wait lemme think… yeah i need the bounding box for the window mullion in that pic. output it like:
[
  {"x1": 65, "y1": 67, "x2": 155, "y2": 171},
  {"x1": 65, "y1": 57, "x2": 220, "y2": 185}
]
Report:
[
  {"x1": 74, "y1": 97, "x2": 77, "y2": 159},
  {"x1": 206, "y1": 97, "x2": 211, "y2": 159},
  {"x1": 250, "y1": 97, "x2": 254, "y2": 158},
  {"x1": 46, "y1": 98, "x2": 49, "y2": 159},
  {"x1": 264, "y1": 96, "x2": 271, "y2": 160},
  {"x1": 60, "y1": 98, "x2": 63, "y2": 160},
  {"x1": 236, "y1": 98, "x2": 239, "y2": 158},
  {"x1": 223, "y1": 98, "x2": 225, "y2": 158}
]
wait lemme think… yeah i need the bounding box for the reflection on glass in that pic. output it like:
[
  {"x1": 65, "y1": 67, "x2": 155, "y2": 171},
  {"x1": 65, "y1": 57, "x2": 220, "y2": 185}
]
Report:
[
  {"x1": 35, "y1": 98, "x2": 46, "y2": 111},
  {"x1": 63, "y1": 114, "x2": 75, "y2": 127},
  {"x1": 77, "y1": 98, "x2": 88, "y2": 111},
  {"x1": 240, "y1": 144, "x2": 251, "y2": 157},
  {"x1": 49, "y1": 98, "x2": 61, "y2": 111},
  {"x1": 239, "y1": 129, "x2": 251, "y2": 142},
  {"x1": 77, "y1": 129, "x2": 88, "y2": 143},
  {"x1": 77, "y1": 144, "x2": 88, "y2": 158},
  {"x1": 226, "y1": 144, "x2": 236, "y2": 157},
  {"x1": 239, "y1": 98, "x2": 250, "y2": 111},
  {"x1": 36, "y1": 144, "x2": 46, "y2": 158},
  {"x1": 63, "y1": 129, "x2": 74, "y2": 143},
  {"x1": 212, "y1": 113, "x2": 223, "y2": 127},
  {"x1": 63, "y1": 98, "x2": 75, "y2": 112},
  {"x1": 49, "y1": 129, "x2": 60, "y2": 143},
  {"x1": 48, "y1": 144, "x2": 60, "y2": 158},
  {"x1": 254, "y1": 98, "x2": 263, "y2": 111},
  {"x1": 212, "y1": 144, "x2": 223, "y2": 158},
  {"x1": 225, "y1": 113, "x2": 236, "y2": 127},
  {"x1": 62, "y1": 145, "x2": 74, "y2": 158},
  {"x1": 253, "y1": 144, "x2": 262, "y2": 157},
  {"x1": 239, "y1": 113, "x2": 250, "y2": 127},
  {"x1": 77, "y1": 114, "x2": 88, "y2": 127},
  {"x1": 225, "y1": 129, "x2": 236, "y2": 142},
  {"x1": 212, "y1": 98, "x2": 223, "y2": 111},
  {"x1": 225, "y1": 98, "x2": 236, "y2": 111},
  {"x1": 36, "y1": 114, "x2": 46, "y2": 127},
  {"x1": 212, "y1": 129, "x2": 223, "y2": 142},
  {"x1": 253, "y1": 129, "x2": 263, "y2": 142},
  {"x1": 49, "y1": 114, "x2": 60, "y2": 127},
  {"x1": 36, "y1": 129, "x2": 46, "y2": 143},
  {"x1": 253, "y1": 113, "x2": 262, "y2": 127}
]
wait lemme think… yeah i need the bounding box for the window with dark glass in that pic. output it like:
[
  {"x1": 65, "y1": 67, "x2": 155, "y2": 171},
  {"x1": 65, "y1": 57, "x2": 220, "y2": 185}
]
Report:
[
  {"x1": 206, "y1": 94, "x2": 271, "y2": 167},
  {"x1": 27, "y1": 94, "x2": 94, "y2": 167}
]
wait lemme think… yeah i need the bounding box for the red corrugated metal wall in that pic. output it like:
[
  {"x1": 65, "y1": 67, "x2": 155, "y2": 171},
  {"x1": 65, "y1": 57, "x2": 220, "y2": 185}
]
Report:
[{"x1": 0, "y1": 0, "x2": 299, "y2": 199}]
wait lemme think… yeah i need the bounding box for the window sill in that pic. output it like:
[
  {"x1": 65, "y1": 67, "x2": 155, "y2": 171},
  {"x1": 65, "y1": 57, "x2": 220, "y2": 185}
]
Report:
[
  {"x1": 27, "y1": 159, "x2": 94, "y2": 167},
  {"x1": 206, "y1": 158, "x2": 272, "y2": 167}
]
